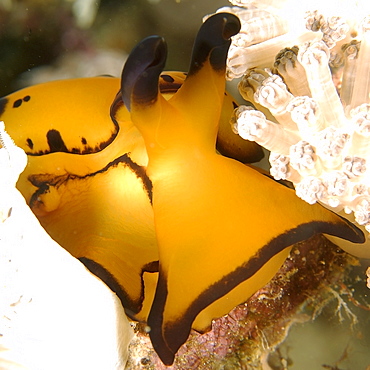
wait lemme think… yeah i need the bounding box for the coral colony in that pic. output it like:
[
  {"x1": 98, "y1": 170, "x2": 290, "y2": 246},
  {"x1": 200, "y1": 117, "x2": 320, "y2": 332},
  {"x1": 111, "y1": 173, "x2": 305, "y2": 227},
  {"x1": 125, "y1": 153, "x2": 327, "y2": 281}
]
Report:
[{"x1": 211, "y1": 1, "x2": 370, "y2": 239}]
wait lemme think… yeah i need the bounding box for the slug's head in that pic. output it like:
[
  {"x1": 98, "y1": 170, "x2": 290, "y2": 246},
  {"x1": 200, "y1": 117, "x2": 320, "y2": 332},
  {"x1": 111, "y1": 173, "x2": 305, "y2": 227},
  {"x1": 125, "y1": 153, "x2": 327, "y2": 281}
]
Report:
[{"x1": 120, "y1": 13, "x2": 241, "y2": 154}]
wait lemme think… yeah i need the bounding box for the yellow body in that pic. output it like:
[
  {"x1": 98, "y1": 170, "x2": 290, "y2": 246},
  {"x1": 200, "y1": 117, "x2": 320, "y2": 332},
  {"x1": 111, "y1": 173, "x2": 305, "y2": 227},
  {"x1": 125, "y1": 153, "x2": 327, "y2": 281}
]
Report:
[
  {"x1": 122, "y1": 14, "x2": 364, "y2": 364},
  {"x1": 1, "y1": 77, "x2": 157, "y2": 316},
  {"x1": 0, "y1": 69, "x2": 261, "y2": 320}
]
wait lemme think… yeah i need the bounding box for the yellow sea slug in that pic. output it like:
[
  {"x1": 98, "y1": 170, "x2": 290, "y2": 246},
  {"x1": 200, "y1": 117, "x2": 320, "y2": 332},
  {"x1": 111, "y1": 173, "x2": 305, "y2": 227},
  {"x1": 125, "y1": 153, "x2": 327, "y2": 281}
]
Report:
[
  {"x1": 121, "y1": 13, "x2": 364, "y2": 364},
  {"x1": 0, "y1": 12, "x2": 365, "y2": 366}
]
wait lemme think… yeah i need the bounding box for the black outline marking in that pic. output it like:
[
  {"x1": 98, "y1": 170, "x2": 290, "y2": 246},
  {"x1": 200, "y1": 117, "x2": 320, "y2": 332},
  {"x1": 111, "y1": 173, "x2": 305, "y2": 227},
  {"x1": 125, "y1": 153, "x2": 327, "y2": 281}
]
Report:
[
  {"x1": 148, "y1": 219, "x2": 364, "y2": 365},
  {"x1": 29, "y1": 152, "x2": 153, "y2": 205},
  {"x1": 79, "y1": 257, "x2": 159, "y2": 316}
]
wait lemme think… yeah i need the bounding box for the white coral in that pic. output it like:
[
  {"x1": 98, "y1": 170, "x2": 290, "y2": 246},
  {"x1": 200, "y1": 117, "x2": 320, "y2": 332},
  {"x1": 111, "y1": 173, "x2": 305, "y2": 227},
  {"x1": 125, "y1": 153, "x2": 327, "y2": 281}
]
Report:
[
  {"x1": 0, "y1": 123, "x2": 133, "y2": 370},
  {"x1": 209, "y1": 0, "x2": 370, "y2": 257}
]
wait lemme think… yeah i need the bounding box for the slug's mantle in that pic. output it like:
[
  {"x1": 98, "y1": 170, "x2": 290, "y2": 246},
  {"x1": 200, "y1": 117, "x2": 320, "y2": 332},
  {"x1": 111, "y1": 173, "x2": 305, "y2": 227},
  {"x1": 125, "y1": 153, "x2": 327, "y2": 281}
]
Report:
[
  {"x1": 214, "y1": 0, "x2": 370, "y2": 258},
  {"x1": 122, "y1": 11, "x2": 363, "y2": 366}
]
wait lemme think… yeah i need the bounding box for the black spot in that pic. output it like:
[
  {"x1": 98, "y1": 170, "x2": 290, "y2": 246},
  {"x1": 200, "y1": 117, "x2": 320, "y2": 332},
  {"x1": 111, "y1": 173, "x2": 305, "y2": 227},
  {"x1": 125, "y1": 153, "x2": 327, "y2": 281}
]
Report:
[
  {"x1": 13, "y1": 99, "x2": 22, "y2": 108},
  {"x1": 0, "y1": 97, "x2": 8, "y2": 116},
  {"x1": 46, "y1": 129, "x2": 68, "y2": 153},
  {"x1": 97, "y1": 74, "x2": 115, "y2": 78},
  {"x1": 81, "y1": 137, "x2": 87, "y2": 145},
  {"x1": 161, "y1": 74, "x2": 175, "y2": 83},
  {"x1": 26, "y1": 138, "x2": 34, "y2": 150},
  {"x1": 23, "y1": 95, "x2": 31, "y2": 102}
]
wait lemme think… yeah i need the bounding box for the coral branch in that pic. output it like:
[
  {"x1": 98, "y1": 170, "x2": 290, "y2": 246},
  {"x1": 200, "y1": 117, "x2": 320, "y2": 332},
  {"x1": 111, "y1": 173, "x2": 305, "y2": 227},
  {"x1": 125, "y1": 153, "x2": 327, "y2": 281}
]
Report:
[
  {"x1": 348, "y1": 103, "x2": 370, "y2": 158},
  {"x1": 349, "y1": 16, "x2": 370, "y2": 110},
  {"x1": 234, "y1": 106, "x2": 300, "y2": 154},
  {"x1": 315, "y1": 127, "x2": 350, "y2": 169},
  {"x1": 287, "y1": 96, "x2": 325, "y2": 137},
  {"x1": 253, "y1": 74, "x2": 297, "y2": 130},
  {"x1": 299, "y1": 41, "x2": 347, "y2": 128},
  {"x1": 341, "y1": 40, "x2": 360, "y2": 110},
  {"x1": 275, "y1": 46, "x2": 311, "y2": 97}
]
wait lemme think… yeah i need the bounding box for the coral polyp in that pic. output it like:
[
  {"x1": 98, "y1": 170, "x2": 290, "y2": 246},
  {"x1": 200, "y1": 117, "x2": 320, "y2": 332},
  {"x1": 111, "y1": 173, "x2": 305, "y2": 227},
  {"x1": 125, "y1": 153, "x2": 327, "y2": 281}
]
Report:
[{"x1": 214, "y1": 1, "x2": 370, "y2": 240}]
